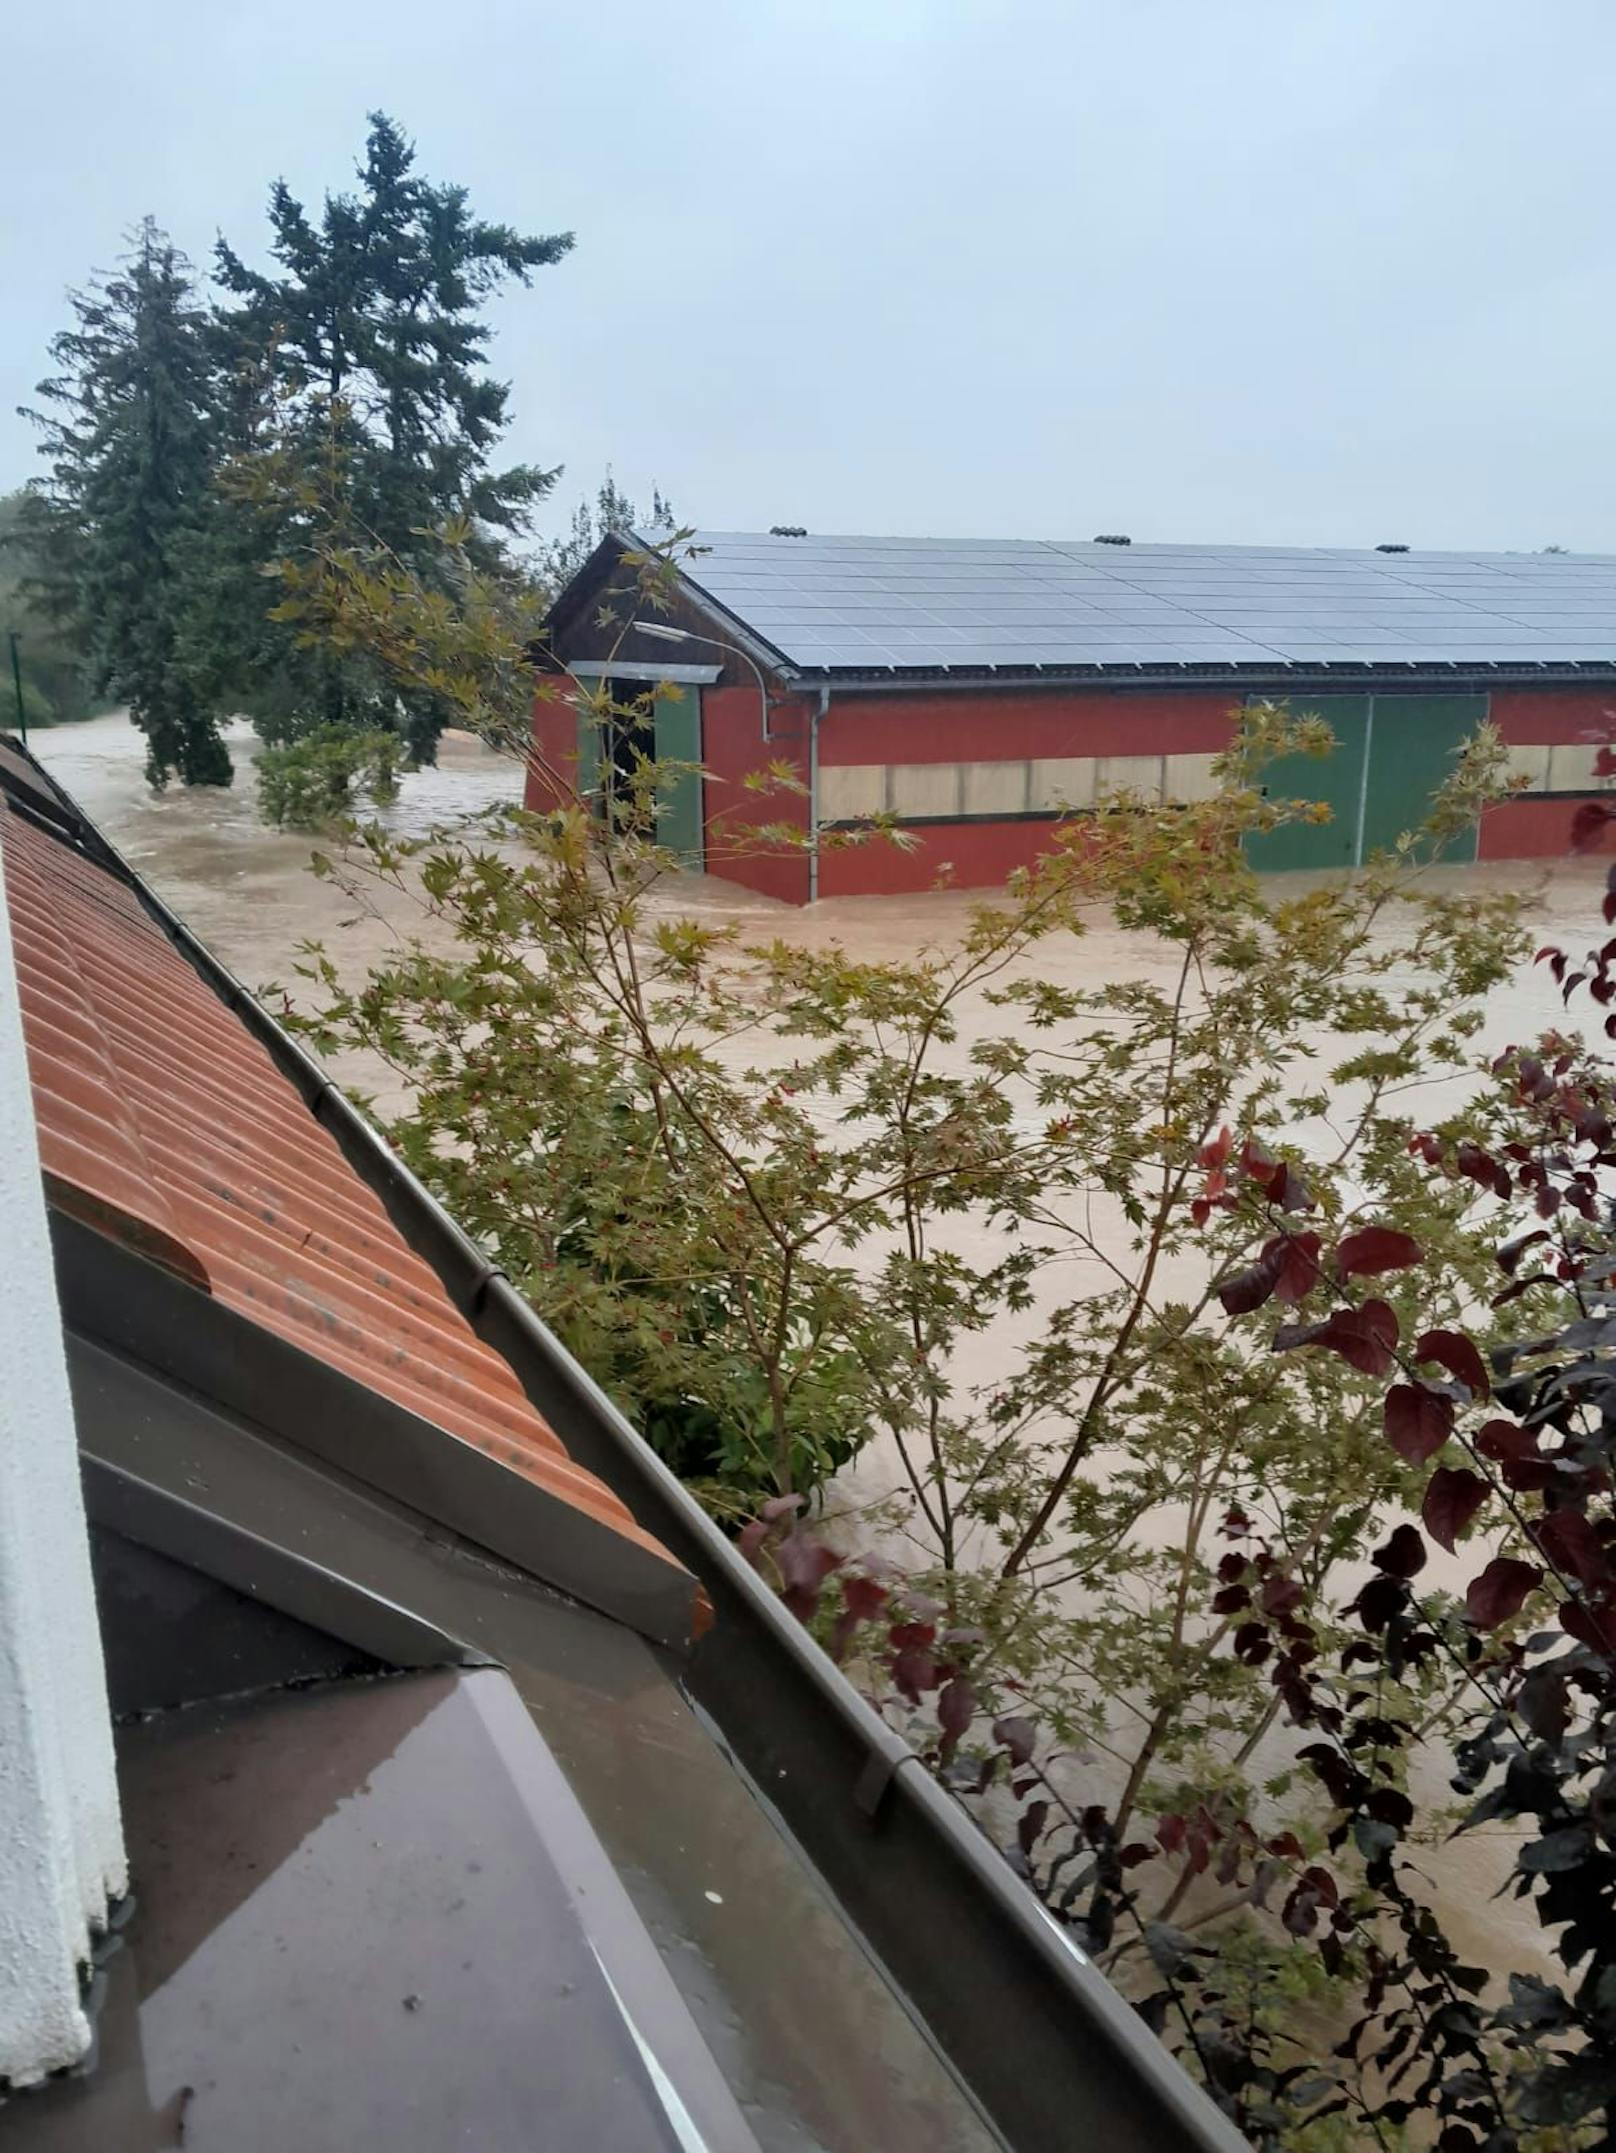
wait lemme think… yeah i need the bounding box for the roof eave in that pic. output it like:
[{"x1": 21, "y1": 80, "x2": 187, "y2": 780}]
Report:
[{"x1": 782, "y1": 657, "x2": 1616, "y2": 693}]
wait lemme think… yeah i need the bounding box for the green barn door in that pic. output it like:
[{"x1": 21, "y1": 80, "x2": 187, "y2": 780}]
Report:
[
  {"x1": 1244, "y1": 696, "x2": 1371, "y2": 872},
  {"x1": 574, "y1": 693, "x2": 601, "y2": 801},
  {"x1": 1358, "y1": 694, "x2": 1484, "y2": 863},
  {"x1": 653, "y1": 684, "x2": 703, "y2": 866}
]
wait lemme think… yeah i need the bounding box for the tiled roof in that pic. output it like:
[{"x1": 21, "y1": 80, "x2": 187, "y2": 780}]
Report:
[
  {"x1": 0, "y1": 795, "x2": 680, "y2": 1580},
  {"x1": 669, "y1": 530, "x2": 1616, "y2": 676}
]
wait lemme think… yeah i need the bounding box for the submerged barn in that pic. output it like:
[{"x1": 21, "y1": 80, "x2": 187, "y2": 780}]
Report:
[{"x1": 530, "y1": 531, "x2": 1616, "y2": 900}]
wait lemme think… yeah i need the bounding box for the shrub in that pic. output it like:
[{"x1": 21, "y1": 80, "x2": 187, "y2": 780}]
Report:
[{"x1": 255, "y1": 725, "x2": 402, "y2": 829}]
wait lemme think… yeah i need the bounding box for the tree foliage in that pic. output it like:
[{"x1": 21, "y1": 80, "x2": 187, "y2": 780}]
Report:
[
  {"x1": 207, "y1": 111, "x2": 573, "y2": 761},
  {"x1": 21, "y1": 116, "x2": 576, "y2": 791},
  {"x1": 0, "y1": 491, "x2": 104, "y2": 728},
  {"x1": 20, "y1": 219, "x2": 230, "y2": 785},
  {"x1": 537, "y1": 468, "x2": 676, "y2": 592}
]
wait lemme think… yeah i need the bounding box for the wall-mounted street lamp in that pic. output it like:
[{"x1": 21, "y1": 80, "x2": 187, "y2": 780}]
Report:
[{"x1": 629, "y1": 620, "x2": 773, "y2": 743}]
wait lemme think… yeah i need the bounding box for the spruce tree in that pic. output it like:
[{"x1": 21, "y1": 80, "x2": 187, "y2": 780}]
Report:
[
  {"x1": 22, "y1": 219, "x2": 230, "y2": 786},
  {"x1": 213, "y1": 113, "x2": 573, "y2": 759}
]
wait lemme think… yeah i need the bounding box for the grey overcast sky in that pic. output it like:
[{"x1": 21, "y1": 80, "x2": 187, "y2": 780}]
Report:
[{"x1": 4, "y1": 0, "x2": 1613, "y2": 552}]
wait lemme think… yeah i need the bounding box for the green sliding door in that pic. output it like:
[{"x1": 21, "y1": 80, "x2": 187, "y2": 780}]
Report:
[
  {"x1": 1244, "y1": 692, "x2": 1485, "y2": 871},
  {"x1": 1359, "y1": 694, "x2": 1483, "y2": 864},
  {"x1": 1243, "y1": 695, "x2": 1370, "y2": 872},
  {"x1": 652, "y1": 683, "x2": 703, "y2": 865}
]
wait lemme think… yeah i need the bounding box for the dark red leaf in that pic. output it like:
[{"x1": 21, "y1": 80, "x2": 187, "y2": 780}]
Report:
[
  {"x1": 1535, "y1": 1508, "x2": 1610, "y2": 1589},
  {"x1": 1232, "y1": 1620, "x2": 1272, "y2": 1664},
  {"x1": 1218, "y1": 1248, "x2": 1281, "y2": 1316},
  {"x1": 1211, "y1": 1583, "x2": 1250, "y2": 1613},
  {"x1": 1475, "y1": 1418, "x2": 1537, "y2": 1463},
  {"x1": 1516, "y1": 1666, "x2": 1571, "y2": 1741},
  {"x1": 1465, "y1": 1556, "x2": 1543, "y2": 1630},
  {"x1": 1017, "y1": 1800, "x2": 1050, "y2": 1858},
  {"x1": 1571, "y1": 799, "x2": 1616, "y2": 852},
  {"x1": 1422, "y1": 1466, "x2": 1488, "y2": 1553},
  {"x1": 1384, "y1": 1383, "x2": 1455, "y2": 1464},
  {"x1": 1198, "y1": 1125, "x2": 1233, "y2": 1170},
  {"x1": 1267, "y1": 1231, "x2": 1323, "y2": 1305},
  {"x1": 760, "y1": 1492, "x2": 805, "y2": 1522},
  {"x1": 1336, "y1": 1226, "x2": 1424, "y2": 1279},
  {"x1": 1282, "y1": 1881, "x2": 1321, "y2": 1937},
  {"x1": 1414, "y1": 1329, "x2": 1491, "y2": 1401},
  {"x1": 1354, "y1": 1574, "x2": 1409, "y2": 1631},
  {"x1": 1374, "y1": 1524, "x2": 1427, "y2": 1579},
  {"x1": 1304, "y1": 1864, "x2": 1339, "y2": 1908},
  {"x1": 1274, "y1": 1300, "x2": 1400, "y2": 1377},
  {"x1": 736, "y1": 1518, "x2": 771, "y2": 1563},
  {"x1": 828, "y1": 1571, "x2": 890, "y2": 1660},
  {"x1": 1260, "y1": 1572, "x2": 1303, "y2": 1616},
  {"x1": 1456, "y1": 1141, "x2": 1511, "y2": 1198},
  {"x1": 891, "y1": 1643, "x2": 940, "y2": 1700},
  {"x1": 993, "y1": 1715, "x2": 1037, "y2": 1766},
  {"x1": 936, "y1": 1675, "x2": 976, "y2": 1748},
  {"x1": 841, "y1": 1572, "x2": 890, "y2": 1622},
  {"x1": 1503, "y1": 1455, "x2": 1562, "y2": 1494},
  {"x1": 1561, "y1": 1597, "x2": 1616, "y2": 1654},
  {"x1": 1240, "y1": 1138, "x2": 1279, "y2": 1190},
  {"x1": 776, "y1": 1527, "x2": 842, "y2": 1615},
  {"x1": 1497, "y1": 1228, "x2": 1551, "y2": 1277},
  {"x1": 1156, "y1": 1812, "x2": 1187, "y2": 1856}
]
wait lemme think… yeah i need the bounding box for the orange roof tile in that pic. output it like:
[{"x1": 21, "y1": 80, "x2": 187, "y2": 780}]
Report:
[{"x1": 1, "y1": 802, "x2": 682, "y2": 1582}]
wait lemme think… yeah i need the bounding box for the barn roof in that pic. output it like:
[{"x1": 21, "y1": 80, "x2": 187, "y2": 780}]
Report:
[{"x1": 653, "y1": 531, "x2": 1616, "y2": 683}]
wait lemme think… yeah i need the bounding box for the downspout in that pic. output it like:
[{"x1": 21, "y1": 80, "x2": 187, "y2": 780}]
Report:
[
  {"x1": 808, "y1": 686, "x2": 829, "y2": 904},
  {"x1": 1353, "y1": 697, "x2": 1377, "y2": 867}
]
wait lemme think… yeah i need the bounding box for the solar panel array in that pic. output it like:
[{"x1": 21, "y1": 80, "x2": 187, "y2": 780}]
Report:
[{"x1": 674, "y1": 533, "x2": 1616, "y2": 676}]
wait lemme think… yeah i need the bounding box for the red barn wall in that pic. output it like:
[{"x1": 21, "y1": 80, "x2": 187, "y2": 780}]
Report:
[
  {"x1": 815, "y1": 818, "x2": 1062, "y2": 898},
  {"x1": 817, "y1": 687, "x2": 1235, "y2": 768},
  {"x1": 814, "y1": 687, "x2": 1236, "y2": 897},
  {"x1": 1479, "y1": 688, "x2": 1616, "y2": 861},
  {"x1": 700, "y1": 687, "x2": 812, "y2": 904},
  {"x1": 524, "y1": 681, "x2": 579, "y2": 812}
]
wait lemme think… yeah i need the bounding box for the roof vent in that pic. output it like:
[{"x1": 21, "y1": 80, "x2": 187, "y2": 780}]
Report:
[
  {"x1": 769, "y1": 524, "x2": 807, "y2": 538},
  {"x1": 1375, "y1": 542, "x2": 1410, "y2": 553},
  {"x1": 1093, "y1": 533, "x2": 1131, "y2": 545}
]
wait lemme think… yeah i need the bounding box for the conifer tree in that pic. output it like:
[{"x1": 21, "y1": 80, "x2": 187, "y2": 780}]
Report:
[
  {"x1": 23, "y1": 219, "x2": 229, "y2": 786},
  {"x1": 212, "y1": 113, "x2": 572, "y2": 759}
]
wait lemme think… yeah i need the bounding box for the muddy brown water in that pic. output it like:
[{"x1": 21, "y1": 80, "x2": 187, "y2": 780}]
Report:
[{"x1": 36, "y1": 709, "x2": 1601, "y2": 1989}]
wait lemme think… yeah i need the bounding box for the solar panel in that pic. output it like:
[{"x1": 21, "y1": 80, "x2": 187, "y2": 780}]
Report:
[{"x1": 670, "y1": 534, "x2": 1616, "y2": 675}]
